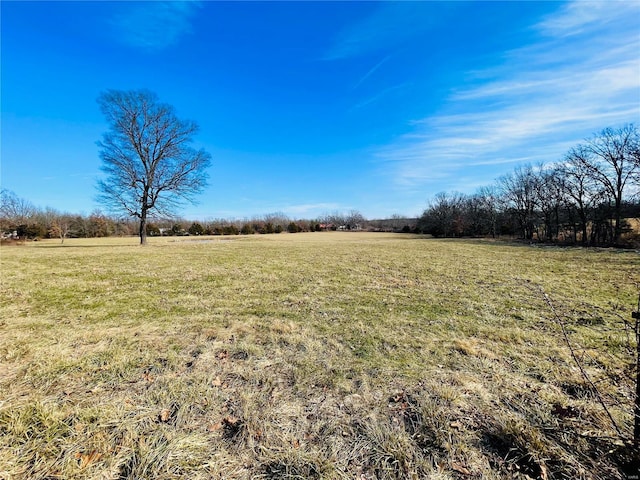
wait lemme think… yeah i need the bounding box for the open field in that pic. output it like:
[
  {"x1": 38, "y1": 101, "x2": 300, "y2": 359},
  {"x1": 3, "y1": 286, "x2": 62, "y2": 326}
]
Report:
[{"x1": 1, "y1": 232, "x2": 638, "y2": 479}]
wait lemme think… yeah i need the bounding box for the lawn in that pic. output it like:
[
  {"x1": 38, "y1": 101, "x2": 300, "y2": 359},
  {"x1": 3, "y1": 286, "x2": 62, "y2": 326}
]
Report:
[{"x1": 0, "y1": 233, "x2": 638, "y2": 479}]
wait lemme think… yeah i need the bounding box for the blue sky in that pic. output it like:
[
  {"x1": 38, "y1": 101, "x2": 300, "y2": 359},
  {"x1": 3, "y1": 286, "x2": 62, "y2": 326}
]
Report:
[{"x1": 2, "y1": 1, "x2": 639, "y2": 220}]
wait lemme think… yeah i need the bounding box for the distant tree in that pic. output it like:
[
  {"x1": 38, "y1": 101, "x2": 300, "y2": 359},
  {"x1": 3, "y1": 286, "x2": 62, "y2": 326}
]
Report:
[
  {"x1": 263, "y1": 222, "x2": 275, "y2": 234},
  {"x1": 560, "y1": 149, "x2": 604, "y2": 245},
  {"x1": 96, "y1": 89, "x2": 211, "y2": 245},
  {"x1": 85, "y1": 210, "x2": 112, "y2": 238},
  {"x1": 170, "y1": 223, "x2": 184, "y2": 236},
  {"x1": 533, "y1": 166, "x2": 564, "y2": 242},
  {"x1": 263, "y1": 212, "x2": 289, "y2": 232},
  {"x1": 568, "y1": 125, "x2": 639, "y2": 244},
  {"x1": 499, "y1": 165, "x2": 539, "y2": 240},
  {"x1": 287, "y1": 222, "x2": 299, "y2": 233},
  {"x1": 70, "y1": 215, "x2": 88, "y2": 238},
  {"x1": 326, "y1": 211, "x2": 345, "y2": 228},
  {"x1": 0, "y1": 189, "x2": 35, "y2": 231},
  {"x1": 16, "y1": 223, "x2": 46, "y2": 240},
  {"x1": 223, "y1": 225, "x2": 239, "y2": 235},
  {"x1": 418, "y1": 192, "x2": 466, "y2": 237},
  {"x1": 188, "y1": 222, "x2": 204, "y2": 235},
  {"x1": 345, "y1": 209, "x2": 365, "y2": 230},
  {"x1": 146, "y1": 223, "x2": 161, "y2": 236},
  {"x1": 390, "y1": 214, "x2": 407, "y2": 232},
  {"x1": 48, "y1": 212, "x2": 73, "y2": 243},
  {"x1": 476, "y1": 185, "x2": 500, "y2": 238}
]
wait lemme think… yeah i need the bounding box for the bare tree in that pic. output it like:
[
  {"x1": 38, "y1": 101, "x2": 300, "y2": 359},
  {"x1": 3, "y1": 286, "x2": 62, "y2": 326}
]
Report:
[
  {"x1": 345, "y1": 209, "x2": 365, "y2": 230},
  {"x1": 418, "y1": 192, "x2": 467, "y2": 237},
  {"x1": 498, "y1": 165, "x2": 539, "y2": 240},
  {"x1": 0, "y1": 189, "x2": 35, "y2": 230},
  {"x1": 534, "y1": 166, "x2": 565, "y2": 242},
  {"x1": 49, "y1": 216, "x2": 72, "y2": 244},
  {"x1": 560, "y1": 148, "x2": 604, "y2": 245},
  {"x1": 96, "y1": 89, "x2": 212, "y2": 245},
  {"x1": 476, "y1": 185, "x2": 500, "y2": 238},
  {"x1": 572, "y1": 125, "x2": 639, "y2": 244}
]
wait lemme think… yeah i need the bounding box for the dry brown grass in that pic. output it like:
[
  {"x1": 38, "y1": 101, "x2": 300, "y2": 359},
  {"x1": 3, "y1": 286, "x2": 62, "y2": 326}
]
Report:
[{"x1": 0, "y1": 233, "x2": 638, "y2": 479}]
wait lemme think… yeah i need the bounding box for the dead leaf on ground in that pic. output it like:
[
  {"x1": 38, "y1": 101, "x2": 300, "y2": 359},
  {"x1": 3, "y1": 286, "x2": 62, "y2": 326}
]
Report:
[
  {"x1": 74, "y1": 450, "x2": 103, "y2": 469},
  {"x1": 208, "y1": 422, "x2": 223, "y2": 432},
  {"x1": 222, "y1": 415, "x2": 240, "y2": 426},
  {"x1": 216, "y1": 350, "x2": 228, "y2": 360},
  {"x1": 451, "y1": 462, "x2": 471, "y2": 475},
  {"x1": 212, "y1": 376, "x2": 223, "y2": 387},
  {"x1": 159, "y1": 408, "x2": 172, "y2": 422}
]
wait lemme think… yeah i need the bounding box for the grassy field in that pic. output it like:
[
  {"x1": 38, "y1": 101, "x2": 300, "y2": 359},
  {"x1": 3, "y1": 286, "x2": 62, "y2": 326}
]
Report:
[{"x1": 0, "y1": 232, "x2": 638, "y2": 479}]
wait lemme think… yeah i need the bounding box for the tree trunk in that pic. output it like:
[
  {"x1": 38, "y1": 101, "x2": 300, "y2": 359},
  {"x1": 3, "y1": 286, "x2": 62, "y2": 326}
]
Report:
[
  {"x1": 634, "y1": 294, "x2": 640, "y2": 454},
  {"x1": 139, "y1": 214, "x2": 147, "y2": 245},
  {"x1": 614, "y1": 197, "x2": 622, "y2": 246}
]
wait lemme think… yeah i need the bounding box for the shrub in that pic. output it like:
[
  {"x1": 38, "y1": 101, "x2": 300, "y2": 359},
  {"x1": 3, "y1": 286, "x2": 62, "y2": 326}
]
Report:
[
  {"x1": 146, "y1": 223, "x2": 161, "y2": 236},
  {"x1": 16, "y1": 223, "x2": 46, "y2": 240},
  {"x1": 189, "y1": 222, "x2": 204, "y2": 236},
  {"x1": 241, "y1": 224, "x2": 254, "y2": 235}
]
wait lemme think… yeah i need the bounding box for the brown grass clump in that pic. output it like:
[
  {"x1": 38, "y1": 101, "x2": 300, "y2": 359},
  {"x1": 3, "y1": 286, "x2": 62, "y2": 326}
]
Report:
[{"x1": 0, "y1": 233, "x2": 638, "y2": 479}]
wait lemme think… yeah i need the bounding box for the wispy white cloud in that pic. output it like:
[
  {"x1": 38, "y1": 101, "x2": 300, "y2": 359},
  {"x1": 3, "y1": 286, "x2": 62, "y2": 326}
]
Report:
[
  {"x1": 378, "y1": 0, "x2": 640, "y2": 192},
  {"x1": 352, "y1": 55, "x2": 391, "y2": 90},
  {"x1": 112, "y1": 1, "x2": 201, "y2": 51},
  {"x1": 351, "y1": 82, "x2": 409, "y2": 111},
  {"x1": 534, "y1": 0, "x2": 637, "y2": 37}
]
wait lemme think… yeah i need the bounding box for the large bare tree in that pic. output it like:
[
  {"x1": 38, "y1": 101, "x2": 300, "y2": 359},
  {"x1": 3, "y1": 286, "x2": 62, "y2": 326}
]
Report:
[
  {"x1": 498, "y1": 164, "x2": 540, "y2": 241},
  {"x1": 560, "y1": 146, "x2": 605, "y2": 245},
  {"x1": 571, "y1": 125, "x2": 639, "y2": 244},
  {"x1": 97, "y1": 89, "x2": 211, "y2": 245}
]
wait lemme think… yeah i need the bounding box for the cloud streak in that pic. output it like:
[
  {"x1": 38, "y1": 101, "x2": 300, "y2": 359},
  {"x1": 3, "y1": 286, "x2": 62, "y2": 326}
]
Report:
[
  {"x1": 112, "y1": 1, "x2": 201, "y2": 51},
  {"x1": 351, "y1": 82, "x2": 409, "y2": 111},
  {"x1": 352, "y1": 55, "x2": 391, "y2": 90},
  {"x1": 324, "y1": 3, "x2": 440, "y2": 60},
  {"x1": 378, "y1": 0, "x2": 640, "y2": 192}
]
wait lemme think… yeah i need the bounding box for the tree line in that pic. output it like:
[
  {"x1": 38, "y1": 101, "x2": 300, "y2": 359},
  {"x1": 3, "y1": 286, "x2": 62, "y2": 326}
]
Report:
[
  {"x1": 417, "y1": 124, "x2": 640, "y2": 247},
  {"x1": 0, "y1": 193, "x2": 416, "y2": 242},
  {"x1": 2, "y1": 119, "x2": 638, "y2": 246}
]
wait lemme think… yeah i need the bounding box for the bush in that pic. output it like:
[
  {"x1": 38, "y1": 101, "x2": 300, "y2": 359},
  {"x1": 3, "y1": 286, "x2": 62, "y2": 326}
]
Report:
[
  {"x1": 146, "y1": 223, "x2": 161, "y2": 236},
  {"x1": 189, "y1": 222, "x2": 204, "y2": 236},
  {"x1": 287, "y1": 222, "x2": 299, "y2": 233},
  {"x1": 241, "y1": 224, "x2": 254, "y2": 235},
  {"x1": 16, "y1": 223, "x2": 46, "y2": 240}
]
